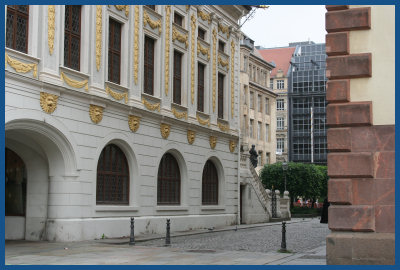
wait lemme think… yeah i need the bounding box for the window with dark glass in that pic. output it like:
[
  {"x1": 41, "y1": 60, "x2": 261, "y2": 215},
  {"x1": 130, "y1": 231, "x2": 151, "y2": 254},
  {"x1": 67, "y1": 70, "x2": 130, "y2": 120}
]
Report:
[
  {"x1": 64, "y1": 5, "x2": 81, "y2": 71},
  {"x1": 202, "y1": 160, "x2": 218, "y2": 205},
  {"x1": 218, "y1": 73, "x2": 224, "y2": 119},
  {"x1": 173, "y1": 50, "x2": 182, "y2": 105},
  {"x1": 96, "y1": 144, "x2": 129, "y2": 205},
  {"x1": 146, "y1": 5, "x2": 156, "y2": 10},
  {"x1": 218, "y1": 40, "x2": 225, "y2": 52},
  {"x1": 174, "y1": 12, "x2": 183, "y2": 27},
  {"x1": 197, "y1": 62, "x2": 205, "y2": 112},
  {"x1": 144, "y1": 36, "x2": 155, "y2": 95},
  {"x1": 108, "y1": 18, "x2": 121, "y2": 84},
  {"x1": 5, "y1": 148, "x2": 27, "y2": 216},
  {"x1": 6, "y1": 5, "x2": 29, "y2": 53},
  {"x1": 198, "y1": 27, "x2": 206, "y2": 40},
  {"x1": 157, "y1": 153, "x2": 180, "y2": 205}
]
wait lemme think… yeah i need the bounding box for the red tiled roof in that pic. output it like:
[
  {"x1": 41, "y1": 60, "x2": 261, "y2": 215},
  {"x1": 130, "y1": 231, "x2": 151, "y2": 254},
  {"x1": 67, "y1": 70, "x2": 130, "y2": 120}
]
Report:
[{"x1": 257, "y1": 47, "x2": 296, "y2": 77}]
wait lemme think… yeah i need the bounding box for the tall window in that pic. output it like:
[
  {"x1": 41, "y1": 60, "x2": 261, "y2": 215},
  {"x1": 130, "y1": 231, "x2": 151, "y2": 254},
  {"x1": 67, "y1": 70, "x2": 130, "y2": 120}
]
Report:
[
  {"x1": 258, "y1": 94, "x2": 262, "y2": 112},
  {"x1": 265, "y1": 98, "x2": 269, "y2": 114},
  {"x1": 250, "y1": 119, "x2": 254, "y2": 138},
  {"x1": 198, "y1": 27, "x2": 206, "y2": 40},
  {"x1": 277, "y1": 79, "x2": 284, "y2": 89},
  {"x1": 265, "y1": 124, "x2": 269, "y2": 142},
  {"x1": 173, "y1": 51, "x2": 182, "y2": 104},
  {"x1": 202, "y1": 160, "x2": 218, "y2": 205},
  {"x1": 174, "y1": 12, "x2": 183, "y2": 26},
  {"x1": 6, "y1": 5, "x2": 29, "y2": 53},
  {"x1": 64, "y1": 5, "x2": 81, "y2": 71},
  {"x1": 270, "y1": 79, "x2": 273, "y2": 89},
  {"x1": 218, "y1": 73, "x2": 224, "y2": 119},
  {"x1": 157, "y1": 153, "x2": 180, "y2": 205},
  {"x1": 197, "y1": 62, "x2": 205, "y2": 112},
  {"x1": 5, "y1": 148, "x2": 27, "y2": 216},
  {"x1": 144, "y1": 36, "x2": 155, "y2": 95},
  {"x1": 277, "y1": 138, "x2": 285, "y2": 153},
  {"x1": 257, "y1": 122, "x2": 261, "y2": 140},
  {"x1": 277, "y1": 117, "x2": 284, "y2": 130},
  {"x1": 96, "y1": 144, "x2": 129, "y2": 205},
  {"x1": 218, "y1": 40, "x2": 225, "y2": 53},
  {"x1": 277, "y1": 99, "x2": 285, "y2": 111},
  {"x1": 250, "y1": 91, "x2": 254, "y2": 109},
  {"x1": 108, "y1": 19, "x2": 121, "y2": 84},
  {"x1": 266, "y1": 152, "x2": 270, "y2": 164}
]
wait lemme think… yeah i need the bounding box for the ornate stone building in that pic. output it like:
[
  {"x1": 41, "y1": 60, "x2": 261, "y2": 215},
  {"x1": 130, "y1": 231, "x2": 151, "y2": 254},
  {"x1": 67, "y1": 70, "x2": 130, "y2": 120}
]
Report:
[{"x1": 5, "y1": 5, "x2": 253, "y2": 241}]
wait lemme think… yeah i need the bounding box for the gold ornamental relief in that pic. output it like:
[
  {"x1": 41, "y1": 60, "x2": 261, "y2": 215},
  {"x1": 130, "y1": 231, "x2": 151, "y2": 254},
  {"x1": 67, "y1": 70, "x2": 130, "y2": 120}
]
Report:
[
  {"x1": 89, "y1": 105, "x2": 104, "y2": 124},
  {"x1": 143, "y1": 10, "x2": 162, "y2": 34},
  {"x1": 60, "y1": 72, "x2": 88, "y2": 90},
  {"x1": 114, "y1": 5, "x2": 129, "y2": 17},
  {"x1": 197, "y1": 10, "x2": 211, "y2": 24},
  {"x1": 171, "y1": 107, "x2": 188, "y2": 120},
  {"x1": 96, "y1": 6, "x2": 102, "y2": 71},
  {"x1": 160, "y1": 123, "x2": 171, "y2": 139},
  {"x1": 197, "y1": 42, "x2": 210, "y2": 60},
  {"x1": 164, "y1": 5, "x2": 171, "y2": 96},
  {"x1": 229, "y1": 140, "x2": 236, "y2": 153},
  {"x1": 231, "y1": 41, "x2": 235, "y2": 117},
  {"x1": 142, "y1": 98, "x2": 161, "y2": 112},
  {"x1": 128, "y1": 115, "x2": 141, "y2": 132},
  {"x1": 209, "y1": 136, "x2": 217, "y2": 149},
  {"x1": 218, "y1": 23, "x2": 230, "y2": 38},
  {"x1": 105, "y1": 86, "x2": 128, "y2": 104},
  {"x1": 48, "y1": 5, "x2": 55, "y2": 55},
  {"x1": 197, "y1": 114, "x2": 210, "y2": 126},
  {"x1": 212, "y1": 28, "x2": 217, "y2": 112},
  {"x1": 187, "y1": 130, "x2": 196, "y2": 144},
  {"x1": 190, "y1": 14, "x2": 196, "y2": 104},
  {"x1": 218, "y1": 122, "x2": 229, "y2": 132},
  {"x1": 218, "y1": 56, "x2": 229, "y2": 70},
  {"x1": 5, "y1": 53, "x2": 37, "y2": 78},
  {"x1": 133, "y1": 5, "x2": 139, "y2": 84},
  {"x1": 172, "y1": 27, "x2": 188, "y2": 48},
  {"x1": 40, "y1": 92, "x2": 58, "y2": 114}
]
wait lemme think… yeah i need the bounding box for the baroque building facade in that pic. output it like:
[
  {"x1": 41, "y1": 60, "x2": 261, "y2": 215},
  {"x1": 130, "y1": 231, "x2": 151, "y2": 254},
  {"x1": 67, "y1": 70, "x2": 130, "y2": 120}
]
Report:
[{"x1": 5, "y1": 5, "x2": 253, "y2": 241}]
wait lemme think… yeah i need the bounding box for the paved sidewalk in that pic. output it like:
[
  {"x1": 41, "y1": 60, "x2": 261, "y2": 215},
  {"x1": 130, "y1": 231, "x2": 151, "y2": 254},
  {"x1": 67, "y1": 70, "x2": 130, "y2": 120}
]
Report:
[{"x1": 5, "y1": 218, "x2": 327, "y2": 265}]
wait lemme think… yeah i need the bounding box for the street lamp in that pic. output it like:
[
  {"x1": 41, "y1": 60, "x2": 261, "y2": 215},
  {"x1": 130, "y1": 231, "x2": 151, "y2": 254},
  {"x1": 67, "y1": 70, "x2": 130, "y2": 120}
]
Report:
[{"x1": 282, "y1": 162, "x2": 288, "y2": 191}]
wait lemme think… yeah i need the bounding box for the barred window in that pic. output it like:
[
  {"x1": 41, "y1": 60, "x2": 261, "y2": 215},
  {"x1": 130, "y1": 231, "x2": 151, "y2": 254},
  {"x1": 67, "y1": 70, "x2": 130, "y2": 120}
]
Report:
[
  {"x1": 197, "y1": 62, "x2": 205, "y2": 112},
  {"x1": 64, "y1": 5, "x2": 81, "y2": 71},
  {"x1": 173, "y1": 50, "x2": 182, "y2": 105},
  {"x1": 202, "y1": 160, "x2": 218, "y2": 205},
  {"x1": 108, "y1": 18, "x2": 121, "y2": 84},
  {"x1": 96, "y1": 144, "x2": 129, "y2": 205},
  {"x1": 157, "y1": 153, "x2": 180, "y2": 205},
  {"x1": 6, "y1": 5, "x2": 29, "y2": 53},
  {"x1": 218, "y1": 73, "x2": 224, "y2": 119},
  {"x1": 144, "y1": 36, "x2": 155, "y2": 95}
]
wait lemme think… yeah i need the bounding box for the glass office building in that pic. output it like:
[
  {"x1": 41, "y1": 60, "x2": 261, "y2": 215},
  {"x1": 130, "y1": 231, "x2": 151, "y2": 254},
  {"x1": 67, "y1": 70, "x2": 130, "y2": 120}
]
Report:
[{"x1": 288, "y1": 41, "x2": 327, "y2": 165}]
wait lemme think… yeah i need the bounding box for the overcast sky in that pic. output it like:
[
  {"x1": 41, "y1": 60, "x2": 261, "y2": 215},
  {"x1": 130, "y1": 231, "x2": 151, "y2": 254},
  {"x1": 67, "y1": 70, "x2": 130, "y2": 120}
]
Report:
[{"x1": 240, "y1": 5, "x2": 327, "y2": 48}]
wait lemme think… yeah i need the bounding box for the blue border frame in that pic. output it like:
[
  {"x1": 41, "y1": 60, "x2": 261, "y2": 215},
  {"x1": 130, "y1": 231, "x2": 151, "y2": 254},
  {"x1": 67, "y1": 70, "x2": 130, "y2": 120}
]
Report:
[{"x1": 2, "y1": 2, "x2": 398, "y2": 269}]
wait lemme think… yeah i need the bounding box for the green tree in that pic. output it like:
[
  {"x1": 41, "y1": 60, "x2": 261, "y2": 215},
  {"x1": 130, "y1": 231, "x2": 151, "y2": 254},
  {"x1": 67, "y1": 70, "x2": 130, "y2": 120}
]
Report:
[{"x1": 259, "y1": 162, "x2": 328, "y2": 207}]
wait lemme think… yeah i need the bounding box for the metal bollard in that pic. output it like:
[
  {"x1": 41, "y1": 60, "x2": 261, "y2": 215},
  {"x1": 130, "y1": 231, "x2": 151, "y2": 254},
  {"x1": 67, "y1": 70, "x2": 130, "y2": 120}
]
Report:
[
  {"x1": 129, "y1": 217, "x2": 135, "y2": 246},
  {"x1": 280, "y1": 221, "x2": 287, "y2": 252},
  {"x1": 165, "y1": 219, "x2": 171, "y2": 246}
]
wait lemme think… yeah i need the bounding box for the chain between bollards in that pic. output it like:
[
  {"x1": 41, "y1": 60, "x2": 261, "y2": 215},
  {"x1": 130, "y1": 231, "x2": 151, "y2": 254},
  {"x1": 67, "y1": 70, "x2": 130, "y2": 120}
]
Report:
[
  {"x1": 165, "y1": 218, "x2": 171, "y2": 246},
  {"x1": 129, "y1": 217, "x2": 135, "y2": 246},
  {"x1": 280, "y1": 221, "x2": 287, "y2": 252}
]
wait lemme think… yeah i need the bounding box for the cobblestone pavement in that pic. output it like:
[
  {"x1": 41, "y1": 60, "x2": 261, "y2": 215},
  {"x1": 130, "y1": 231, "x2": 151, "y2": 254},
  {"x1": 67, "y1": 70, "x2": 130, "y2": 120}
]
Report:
[{"x1": 138, "y1": 217, "x2": 329, "y2": 253}]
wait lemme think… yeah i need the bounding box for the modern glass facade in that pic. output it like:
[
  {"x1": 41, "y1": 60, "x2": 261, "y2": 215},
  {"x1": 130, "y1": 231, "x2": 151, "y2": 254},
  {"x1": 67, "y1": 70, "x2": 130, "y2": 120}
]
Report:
[{"x1": 288, "y1": 42, "x2": 327, "y2": 165}]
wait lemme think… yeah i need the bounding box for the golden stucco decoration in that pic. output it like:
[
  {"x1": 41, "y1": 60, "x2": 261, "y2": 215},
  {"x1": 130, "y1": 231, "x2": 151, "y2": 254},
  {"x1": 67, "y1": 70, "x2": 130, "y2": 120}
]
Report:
[
  {"x1": 5, "y1": 53, "x2": 37, "y2": 78},
  {"x1": 40, "y1": 92, "x2": 58, "y2": 114},
  {"x1": 160, "y1": 123, "x2": 171, "y2": 139},
  {"x1": 89, "y1": 104, "x2": 104, "y2": 124},
  {"x1": 212, "y1": 28, "x2": 217, "y2": 112},
  {"x1": 143, "y1": 10, "x2": 162, "y2": 34},
  {"x1": 128, "y1": 115, "x2": 141, "y2": 132},
  {"x1": 218, "y1": 122, "x2": 229, "y2": 132},
  {"x1": 60, "y1": 71, "x2": 88, "y2": 91},
  {"x1": 164, "y1": 5, "x2": 171, "y2": 96},
  {"x1": 48, "y1": 5, "x2": 55, "y2": 55},
  {"x1": 209, "y1": 136, "x2": 217, "y2": 149},
  {"x1": 187, "y1": 130, "x2": 196, "y2": 144},
  {"x1": 218, "y1": 23, "x2": 230, "y2": 38},
  {"x1": 105, "y1": 86, "x2": 128, "y2": 104},
  {"x1": 142, "y1": 98, "x2": 161, "y2": 112},
  {"x1": 114, "y1": 5, "x2": 129, "y2": 17},
  {"x1": 186, "y1": 5, "x2": 190, "y2": 11},
  {"x1": 190, "y1": 14, "x2": 196, "y2": 104},
  {"x1": 96, "y1": 6, "x2": 102, "y2": 71},
  {"x1": 197, "y1": 41, "x2": 210, "y2": 60},
  {"x1": 172, "y1": 26, "x2": 188, "y2": 48},
  {"x1": 229, "y1": 140, "x2": 236, "y2": 153},
  {"x1": 197, "y1": 10, "x2": 211, "y2": 24},
  {"x1": 218, "y1": 55, "x2": 229, "y2": 70},
  {"x1": 231, "y1": 41, "x2": 235, "y2": 117},
  {"x1": 171, "y1": 107, "x2": 188, "y2": 120},
  {"x1": 133, "y1": 5, "x2": 140, "y2": 84},
  {"x1": 197, "y1": 114, "x2": 210, "y2": 126}
]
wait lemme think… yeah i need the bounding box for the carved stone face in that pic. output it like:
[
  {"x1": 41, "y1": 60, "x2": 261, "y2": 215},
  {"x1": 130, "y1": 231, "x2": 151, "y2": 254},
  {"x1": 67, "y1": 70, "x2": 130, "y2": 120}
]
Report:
[
  {"x1": 210, "y1": 136, "x2": 217, "y2": 149},
  {"x1": 187, "y1": 130, "x2": 195, "y2": 144},
  {"x1": 129, "y1": 115, "x2": 140, "y2": 132},
  {"x1": 229, "y1": 141, "x2": 236, "y2": 153},
  {"x1": 89, "y1": 105, "x2": 103, "y2": 124},
  {"x1": 40, "y1": 92, "x2": 58, "y2": 114},
  {"x1": 161, "y1": 124, "x2": 171, "y2": 139},
  {"x1": 45, "y1": 95, "x2": 55, "y2": 108},
  {"x1": 94, "y1": 107, "x2": 102, "y2": 117}
]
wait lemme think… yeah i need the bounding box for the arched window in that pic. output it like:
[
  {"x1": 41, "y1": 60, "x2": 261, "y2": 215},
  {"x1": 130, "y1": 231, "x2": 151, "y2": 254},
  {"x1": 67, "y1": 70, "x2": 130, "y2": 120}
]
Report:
[
  {"x1": 202, "y1": 160, "x2": 218, "y2": 205},
  {"x1": 5, "y1": 148, "x2": 27, "y2": 216},
  {"x1": 96, "y1": 144, "x2": 129, "y2": 205},
  {"x1": 157, "y1": 153, "x2": 180, "y2": 205}
]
